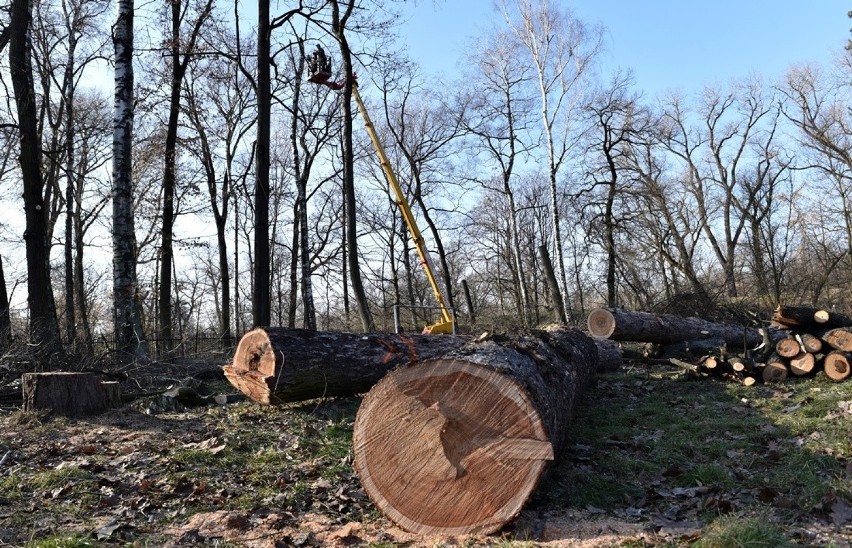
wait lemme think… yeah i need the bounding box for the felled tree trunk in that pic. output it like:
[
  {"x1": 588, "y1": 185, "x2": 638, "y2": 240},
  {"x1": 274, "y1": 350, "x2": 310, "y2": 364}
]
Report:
[
  {"x1": 593, "y1": 338, "x2": 623, "y2": 372},
  {"x1": 352, "y1": 328, "x2": 597, "y2": 535},
  {"x1": 773, "y1": 305, "x2": 852, "y2": 330},
  {"x1": 223, "y1": 328, "x2": 470, "y2": 404},
  {"x1": 22, "y1": 372, "x2": 121, "y2": 417},
  {"x1": 587, "y1": 308, "x2": 770, "y2": 349}
]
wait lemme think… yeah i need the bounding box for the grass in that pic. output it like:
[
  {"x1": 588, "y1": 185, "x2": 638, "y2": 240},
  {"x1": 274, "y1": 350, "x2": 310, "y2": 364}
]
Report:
[
  {"x1": 694, "y1": 513, "x2": 792, "y2": 547},
  {"x1": 531, "y1": 366, "x2": 851, "y2": 545},
  {"x1": 26, "y1": 536, "x2": 96, "y2": 548}
]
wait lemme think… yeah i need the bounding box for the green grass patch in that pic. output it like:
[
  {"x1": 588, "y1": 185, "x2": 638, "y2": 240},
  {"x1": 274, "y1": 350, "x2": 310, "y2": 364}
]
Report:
[
  {"x1": 673, "y1": 463, "x2": 734, "y2": 489},
  {"x1": 695, "y1": 513, "x2": 792, "y2": 547},
  {"x1": 27, "y1": 536, "x2": 96, "y2": 548}
]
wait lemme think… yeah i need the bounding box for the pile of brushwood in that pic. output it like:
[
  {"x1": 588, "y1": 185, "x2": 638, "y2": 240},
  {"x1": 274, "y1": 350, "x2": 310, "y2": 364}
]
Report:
[{"x1": 587, "y1": 305, "x2": 851, "y2": 386}]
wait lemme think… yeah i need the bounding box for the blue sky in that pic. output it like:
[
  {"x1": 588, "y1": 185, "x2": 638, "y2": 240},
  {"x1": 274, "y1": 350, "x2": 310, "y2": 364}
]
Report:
[{"x1": 398, "y1": 1, "x2": 850, "y2": 95}]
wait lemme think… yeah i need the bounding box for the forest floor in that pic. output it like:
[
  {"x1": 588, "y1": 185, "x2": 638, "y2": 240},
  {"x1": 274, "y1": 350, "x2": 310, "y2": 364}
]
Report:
[{"x1": 0, "y1": 358, "x2": 850, "y2": 547}]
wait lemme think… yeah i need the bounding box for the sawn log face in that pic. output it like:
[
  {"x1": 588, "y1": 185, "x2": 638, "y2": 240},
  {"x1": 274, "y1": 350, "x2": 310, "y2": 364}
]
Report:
[{"x1": 352, "y1": 327, "x2": 597, "y2": 535}]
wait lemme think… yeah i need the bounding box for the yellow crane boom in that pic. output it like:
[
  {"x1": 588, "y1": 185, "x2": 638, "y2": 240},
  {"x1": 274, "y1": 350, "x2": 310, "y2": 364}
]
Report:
[
  {"x1": 307, "y1": 62, "x2": 454, "y2": 334},
  {"x1": 349, "y1": 81, "x2": 454, "y2": 334}
]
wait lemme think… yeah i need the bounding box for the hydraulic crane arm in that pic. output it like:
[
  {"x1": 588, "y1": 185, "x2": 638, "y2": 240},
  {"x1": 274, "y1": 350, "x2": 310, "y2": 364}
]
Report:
[
  {"x1": 304, "y1": 52, "x2": 454, "y2": 334},
  {"x1": 349, "y1": 80, "x2": 454, "y2": 334}
]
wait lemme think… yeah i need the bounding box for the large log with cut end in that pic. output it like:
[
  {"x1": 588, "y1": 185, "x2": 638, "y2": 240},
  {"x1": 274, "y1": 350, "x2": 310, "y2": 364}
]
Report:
[
  {"x1": 587, "y1": 308, "x2": 770, "y2": 348},
  {"x1": 773, "y1": 305, "x2": 852, "y2": 330},
  {"x1": 223, "y1": 328, "x2": 470, "y2": 404},
  {"x1": 352, "y1": 328, "x2": 596, "y2": 535}
]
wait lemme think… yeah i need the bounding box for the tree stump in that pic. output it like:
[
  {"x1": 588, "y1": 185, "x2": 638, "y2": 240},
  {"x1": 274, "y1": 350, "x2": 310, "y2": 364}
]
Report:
[
  {"x1": 223, "y1": 328, "x2": 470, "y2": 404},
  {"x1": 352, "y1": 328, "x2": 596, "y2": 535},
  {"x1": 22, "y1": 372, "x2": 121, "y2": 417}
]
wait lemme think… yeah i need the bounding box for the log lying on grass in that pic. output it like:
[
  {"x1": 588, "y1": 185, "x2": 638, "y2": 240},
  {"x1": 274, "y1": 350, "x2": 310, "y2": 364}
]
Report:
[
  {"x1": 223, "y1": 328, "x2": 470, "y2": 404},
  {"x1": 352, "y1": 328, "x2": 597, "y2": 535},
  {"x1": 587, "y1": 307, "x2": 771, "y2": 348}
]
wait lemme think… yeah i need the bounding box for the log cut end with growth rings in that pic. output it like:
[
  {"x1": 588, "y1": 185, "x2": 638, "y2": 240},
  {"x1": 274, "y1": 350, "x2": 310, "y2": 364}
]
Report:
[
  {"x1": 354, "y1": 359, "x2": 551, "y2": 535},
  {"x1": 352, "y1": 328, "x2": 597, "y2": 535}
]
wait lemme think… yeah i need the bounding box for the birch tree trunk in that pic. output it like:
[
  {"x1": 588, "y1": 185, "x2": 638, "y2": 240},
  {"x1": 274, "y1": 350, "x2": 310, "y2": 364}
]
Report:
[
  {"x1": 505, "y1": 0, "x2": 602, "y2": 321},
  {"x1": 112, "y1": 0, "x2": 147, "y2": 358}
]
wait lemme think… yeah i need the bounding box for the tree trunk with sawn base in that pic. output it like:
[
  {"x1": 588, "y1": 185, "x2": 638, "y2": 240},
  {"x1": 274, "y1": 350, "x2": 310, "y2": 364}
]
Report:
[{"x1": 352, "y1": 326, "x2": 597, "y2": 535}]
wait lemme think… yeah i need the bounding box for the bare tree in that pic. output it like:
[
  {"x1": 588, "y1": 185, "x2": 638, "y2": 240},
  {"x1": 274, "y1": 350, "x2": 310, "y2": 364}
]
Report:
[
  {"x1": 157, "y1": 0, "x2": 213, "y2": 352},
  {"x1": 183, "y1": 32, "x2": 255, "y2": 345},
  {"x1": 9, "y1": 0, "x2": 61, "y2": 349},
  {"x1": 658, "y1": 80, "x2": 780, "y2": 298},
  {"x1": 0, "y1": 254, "x2": 11, "y2": 347},
  {"x1": 581, "y1": 71, "x2": 642, "y2": 306},
  {"x1": 112, "y1": 0, "x2": 147, "y2": 357},
  {"x1": 781, "y1": 61, "x2": 852, "y2": 304},
  {"x1": 253, "y1": 0, "x2": 272, "y2": 328},
  {"x1": 501, "y1": 0, "x2": 602, "y2": 320},
  {"x1": 376, "y1": 57, "x2": 466, "y2": 321},
  {"x1": 462, "y1": 28, "x2": 537, "y2": 327},
  {"x1": 329, "y1": 0, "x2": 375, "y2": 331}
]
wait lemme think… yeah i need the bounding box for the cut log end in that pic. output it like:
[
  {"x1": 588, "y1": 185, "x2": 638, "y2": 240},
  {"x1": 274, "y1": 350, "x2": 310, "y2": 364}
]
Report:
[
  {"x1": 234, "y1": 328, "x2": 277, "y2": 377},
  {"x1": 775, "y1": 337, "x2": 801, "y2": 359},
  {"x1": 587, "y1": 308, "x2": 616, "y2": 339},
  {"x1": 353, "y1": 358, "x2": 552, "y2": 536},
  {"x1": 789, "y1": 352, "x2": 816, "y2": 376},
  {"x1": 223, "y1": 328, "x2": 280, "y2": 404},
  {"x1": 823, "y1": 352, "x2": 851, "y2": 382},
  {"x1": 762, "y1": 361, "x2": 788, "y2": 383}
]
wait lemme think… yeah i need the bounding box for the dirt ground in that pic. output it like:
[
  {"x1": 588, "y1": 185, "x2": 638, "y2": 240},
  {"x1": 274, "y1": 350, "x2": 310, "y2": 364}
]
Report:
[{"x1": 1, "y1": 359, "x2": 850, "y2": 547}]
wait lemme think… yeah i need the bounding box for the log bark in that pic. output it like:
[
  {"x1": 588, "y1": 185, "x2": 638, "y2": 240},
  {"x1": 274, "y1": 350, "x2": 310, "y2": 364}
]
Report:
[
  {"x1": 821, "y1": 327, "x2": 852, "y2": 352},
  {"x1": 587, "y1": 308, "x2": 770, "y2": 349},
  {"x1": 773, "y1": 305, "x2": 852, "y2": 330},
  {"x1": 772, "y1": 305, "x2": 823, "y2": 329},
  {"x1": 352, "y1": 327, "x2": 596, "y2": 535},
  {"x1": 813, "y1": 309, "x2": 852, "y2": 328},
  {"x1": 22, "y1": 372, "x2": 121, "y2": 417},
  {"x1": 656, "y1": 337, "x2": 726, "y2": 360},
  {"x1": 593, "y1": 338, "x2": 622, "y2": 372},
  {"x1": 823, "y1": 351, "x2": 851, "y2": 382},
  {"x1": 223, "y1": 328, "x2": 470, "y2": 404}
]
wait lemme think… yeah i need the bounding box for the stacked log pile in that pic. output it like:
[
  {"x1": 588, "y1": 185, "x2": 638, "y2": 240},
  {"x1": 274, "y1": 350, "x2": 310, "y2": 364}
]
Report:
[
  {"x1": 767, "y1": 305, "x2": 852, "y2": 383},
  {"x1": 588, "y1": 306, "x2": 851, "y2": 385}
]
